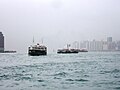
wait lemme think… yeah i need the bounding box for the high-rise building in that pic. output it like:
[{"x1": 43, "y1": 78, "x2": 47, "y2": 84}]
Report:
[
  {"x1": 0, "y1": 32, "x2": 4, "y2": 52},
  {"x1": 116, "y1": 41, "x2": 120, "y2": 50},
  {"x1": 107, "y1": 37, "x2": 116, "y2": 51},
  {"x1": 72, "y1": 41, "x2": 79, "y2": 49},
  {"x1": 79, "y1": 41, "x2": 88, "y2": 49},
  {"x1": 88, "y1": 40, "x2": 103, "y2": 51},
  {"x1": 107, "y1": 37, "x2": 112, "y2": 42},
  {"x1": 103, "y1": 41, "x2": 108, "y2": 51}
]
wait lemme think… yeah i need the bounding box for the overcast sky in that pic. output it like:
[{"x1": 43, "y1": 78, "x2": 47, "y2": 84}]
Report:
[{"x1": 0, "y1": 0, "x2": 120, "y2": 52}]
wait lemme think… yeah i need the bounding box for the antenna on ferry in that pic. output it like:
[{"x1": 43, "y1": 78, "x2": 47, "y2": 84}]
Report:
[
  {"x1": 41, "y1": 38, "x2": 43, "y2": 44},
  {"x1": 33, "y1": 36, "x2": 35, "y2": 44},
  {"x1": 67, "y1": 44, "x2": 71, "y2": 49}
]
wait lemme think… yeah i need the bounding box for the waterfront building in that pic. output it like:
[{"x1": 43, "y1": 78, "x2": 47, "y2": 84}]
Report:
[
  {"x1": 103, "y1": 41, "x2": 108, "y2": 51},
  {"x1": 88, "y1": 40, "x2": 103, "y2": 51},
  {"x1": 79, "y1": 41, "x2": 88, "y2": 49},
  {"x1": 116, "y1": 41, "x2": 120, "y2": 50},
  {"x1": 0, "y1": 32, "x2": 4, "y2": 52}
]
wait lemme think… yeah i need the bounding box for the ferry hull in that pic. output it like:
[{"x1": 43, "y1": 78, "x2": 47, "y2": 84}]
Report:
[
  {"x1": 28, "y1": 50, "x2": 47, "y2": 56},
  {"x1": 57, "y1": 50, "x2": 79, "y2": 54},
  {"x1": 57, "y1": 52, "x2": 78, "y2": 54}
]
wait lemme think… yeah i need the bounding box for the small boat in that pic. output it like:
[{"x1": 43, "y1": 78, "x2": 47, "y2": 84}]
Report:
[
  {"x1": 77, "y1": 49, "x2": 88, "y2": 52},
  {"x1": 79, "y1": 49, "x2": 88, "y2": 52},
  {"x1": 28, "y1": 43, "x2": 47, "y2": 56},
  {"x1": 57, "y1": 44, "x2": 79, "y2": 54},
  {"x1": 57, "y1": 48, "x2": 79, "y2": 54}
]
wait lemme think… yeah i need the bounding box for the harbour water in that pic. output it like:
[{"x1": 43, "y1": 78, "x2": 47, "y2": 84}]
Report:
[{"x1": 0, "y1": 52, "x2": 120, "y2": 90}]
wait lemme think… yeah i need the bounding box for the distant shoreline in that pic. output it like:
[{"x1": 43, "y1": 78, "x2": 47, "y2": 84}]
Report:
[
  {"x1": 0, "y1": 51, "x2": 17, "y2": 53},
  {"x1": 88, "y1": 50, "x2": 120, "y2": 52}
]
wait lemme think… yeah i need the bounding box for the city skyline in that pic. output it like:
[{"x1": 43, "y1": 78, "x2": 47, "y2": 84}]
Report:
[
  {"x1": 78, "y1": 37, "x2": 120, "y2": 51},
  {"x1": 1, "y1": 31, "x2": 120, "y2": 52}
]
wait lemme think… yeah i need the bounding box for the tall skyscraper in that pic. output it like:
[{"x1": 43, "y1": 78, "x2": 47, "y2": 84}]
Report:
[
  {"x1": 107, "y1": 37, "x2": 112, "y2": 42},
  {"x1": 0, "y1": 32, "x2": 4, "y2": 52}
]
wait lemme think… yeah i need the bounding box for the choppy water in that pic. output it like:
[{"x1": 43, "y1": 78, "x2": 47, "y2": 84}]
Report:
[{"x1": 0, "y1": 52, "x2": 120, "y2": 90}]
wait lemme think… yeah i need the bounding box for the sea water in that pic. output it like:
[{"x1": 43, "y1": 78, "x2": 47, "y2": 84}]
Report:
[{"x1": 0, "y1": 52, "x2": 120, "y2": 90}]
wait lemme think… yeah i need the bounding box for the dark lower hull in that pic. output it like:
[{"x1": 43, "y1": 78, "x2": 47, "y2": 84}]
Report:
[
  {"x1": 28, "y1": 50, "x2": 47, "y2": 56},
  {"x1": 57, "y1": 51, "x2": 78, "y2": 54},
  {"x1": 79, "y1": 51, "x2": 88, "y2": 52}
]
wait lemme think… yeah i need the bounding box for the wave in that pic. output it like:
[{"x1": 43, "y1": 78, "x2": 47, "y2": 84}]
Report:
[
  {"x1": 114, "y1": 87, "x2": 120, "y2": 89},
  {"x1": 53, "y1": 72, "x2": 68, "y2": 77},
  {"x1": 37, "y1": 79, "x2": 44, "y2": 82},
  {"x1": 100, "y1": 69, "x2": 120, "y2": 74},
  {"x1": 66, "y1": 78, "x2": 89, "y2": 82}
]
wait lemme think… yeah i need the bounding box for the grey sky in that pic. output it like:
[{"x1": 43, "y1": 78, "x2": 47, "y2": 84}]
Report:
[{"x1": 0, "y1": 0, "x2": 120, "y2": 52}]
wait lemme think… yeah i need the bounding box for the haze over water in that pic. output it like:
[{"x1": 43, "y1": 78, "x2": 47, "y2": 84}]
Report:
[
  {"x1": 0, "y1": 52, "x2": 120, "y2": 90},
  {"x1": 0, "y1": 0, "x2": 120, "y2": 52}
]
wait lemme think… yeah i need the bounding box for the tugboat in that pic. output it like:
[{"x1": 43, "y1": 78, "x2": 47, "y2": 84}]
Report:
[
  {"x1": 28, "y1": 43, "x2": 47, "y2": 56},
  {"x1": 57, "y1": 44, "x2": 79, "y2": 54}
]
